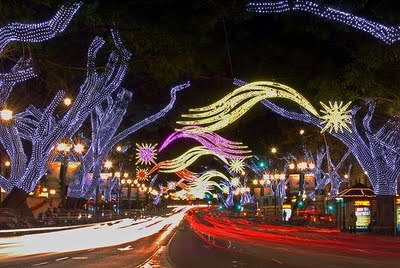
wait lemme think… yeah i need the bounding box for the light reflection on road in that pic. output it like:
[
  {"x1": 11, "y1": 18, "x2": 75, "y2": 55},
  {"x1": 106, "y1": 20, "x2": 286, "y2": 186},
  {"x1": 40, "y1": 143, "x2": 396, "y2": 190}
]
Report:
[{"x1": 0, "y1": 206, "x2": 191, "y2": 259}]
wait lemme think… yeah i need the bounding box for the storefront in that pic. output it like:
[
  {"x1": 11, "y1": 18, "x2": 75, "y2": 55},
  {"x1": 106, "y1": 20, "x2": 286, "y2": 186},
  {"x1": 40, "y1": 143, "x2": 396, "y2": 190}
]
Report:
[{"x1": 337, "y1": 182, "x2": 376, "y2": 231}]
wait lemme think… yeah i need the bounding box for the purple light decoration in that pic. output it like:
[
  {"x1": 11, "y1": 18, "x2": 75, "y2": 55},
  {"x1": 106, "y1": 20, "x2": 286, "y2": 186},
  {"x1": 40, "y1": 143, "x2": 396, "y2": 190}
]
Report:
[
  {"x1": 248, "y1": 0, "x2": 400, "y2": 44},
  {"x1": 159, "y1": 126, "x2": 251, "y2": 159},
  {"x1": 136, "y1": 143, "x2": 157, "y2": 165}
]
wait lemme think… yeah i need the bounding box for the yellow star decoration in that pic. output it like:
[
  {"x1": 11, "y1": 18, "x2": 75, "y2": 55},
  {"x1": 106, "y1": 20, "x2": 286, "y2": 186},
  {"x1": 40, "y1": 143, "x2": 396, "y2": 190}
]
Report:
[
  {"x1": 230, "y1": 177, "x2": 241, "y2": 187},
  {"x1": 229, "y1": 158, "x2": 245, "y2": 174},
  {"x1": 319, "y1": 101, "x2": 352, "y2": 133}
]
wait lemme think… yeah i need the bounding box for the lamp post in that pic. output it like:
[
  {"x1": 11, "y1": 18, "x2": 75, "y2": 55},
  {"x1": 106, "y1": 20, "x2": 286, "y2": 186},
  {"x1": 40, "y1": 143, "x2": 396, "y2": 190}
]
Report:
[{"x1": 56, "y1": 142, "x2": 84, "y2": 208}]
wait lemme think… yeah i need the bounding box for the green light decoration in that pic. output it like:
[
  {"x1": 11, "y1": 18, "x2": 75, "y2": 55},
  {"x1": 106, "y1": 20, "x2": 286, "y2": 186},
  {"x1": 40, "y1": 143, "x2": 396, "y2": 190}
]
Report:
[{"x1": 177, "y1": 81, "x2": 320, "y2": 133}]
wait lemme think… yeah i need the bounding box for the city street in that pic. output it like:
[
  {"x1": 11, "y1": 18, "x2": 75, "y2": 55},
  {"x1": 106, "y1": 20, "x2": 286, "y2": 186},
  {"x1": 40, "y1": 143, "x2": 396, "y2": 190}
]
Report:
[{"x1": 1, "y1": 207, "x2": 400, "y2": 267}]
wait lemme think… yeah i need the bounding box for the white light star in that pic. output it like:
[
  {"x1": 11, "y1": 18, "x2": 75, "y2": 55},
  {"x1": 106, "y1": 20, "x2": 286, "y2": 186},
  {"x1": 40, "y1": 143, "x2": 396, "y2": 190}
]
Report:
[{"x1": 229, "y1": 159, "x2": 245, "y2": 174}]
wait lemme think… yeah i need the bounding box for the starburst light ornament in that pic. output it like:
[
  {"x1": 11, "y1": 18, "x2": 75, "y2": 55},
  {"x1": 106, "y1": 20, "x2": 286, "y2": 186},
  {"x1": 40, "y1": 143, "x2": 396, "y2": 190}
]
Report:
[
  {"x1": 167, "y1": 181, "x2": 176, "y2": 190},
  {"x1": 136, "y1": 143, "x2": 158, "y2": 165},
  {"x1": 229, "y1": 159, "x2": 245, "y2": 174},
  {"x1": 319, "y1": 101, "x2": 352, "y2": 133},
  {"x1": 136, "y1": 168, "x2": 149, "y2": 181},
  {"x1": 230, "y1": 177, "x2": 241, "y2": 187}
]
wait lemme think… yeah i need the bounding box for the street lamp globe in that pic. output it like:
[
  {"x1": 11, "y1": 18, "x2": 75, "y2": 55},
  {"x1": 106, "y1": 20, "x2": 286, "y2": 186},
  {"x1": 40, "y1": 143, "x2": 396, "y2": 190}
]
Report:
[
  {"x1": 57, "y1": 142, "x2": 70, "y2": 153},
  {"x1": 115, "y1": 172, "x2": 121, "y2": 178},
  {"x1": 74, "y1": 143, "x2": 84, "y2": 154},
  {"x1": 271, "y1": 147, "x2": 277, "y2": 154},
  {"x1": 123, "y1": 172, "x2": 129, "y2": 178},
  {"x1": 121, "y1": 179, "x2": 126, "y2": 184},
  {"x1": 289, "y1": 163, "x2": 295, "y2": 169},
  {"x1": 5, "y1": 161, "x2": 11, "y2": 167},
  {"x1": 127, "y1": 179, "x2": 132, "y2": 184},
  {"x1": 116, "y1": 146, "x2": 122, "y2": 152},
  {"x1": 49, "y1": 189, "x2": 56, "y2": 195},
  {"x1": 64, "y1": 97, "x2": 72, "y2": 106},
  {"x1": 104, "y1": 160, "x2": 113, "y2": 169},
  {"x1": 0, "y1": 109, "x2": 13, "y2": 121}
]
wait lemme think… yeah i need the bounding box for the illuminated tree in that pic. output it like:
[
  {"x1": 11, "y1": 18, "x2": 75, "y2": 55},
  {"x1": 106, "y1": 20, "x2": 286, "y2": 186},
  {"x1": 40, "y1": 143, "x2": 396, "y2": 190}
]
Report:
[
  {"x1": 0, "y1": 2, "x2": 92, "y2": 213},
  {"x1": 248, "y1": 0, "x2": 400, "y2": 45},
  {"x1": 65, "y1": 82, "x2": 189, "y2": 209}
]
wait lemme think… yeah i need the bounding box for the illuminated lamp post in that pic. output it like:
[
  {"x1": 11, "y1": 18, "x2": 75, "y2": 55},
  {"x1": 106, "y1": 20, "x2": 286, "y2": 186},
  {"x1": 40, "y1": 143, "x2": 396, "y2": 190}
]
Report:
[
  {"x1": 0, "y1": 109, "x2": 13, "y2": 121},
  {"x1": 57, "y1": 142, "x2": 84, "y2": 208}
]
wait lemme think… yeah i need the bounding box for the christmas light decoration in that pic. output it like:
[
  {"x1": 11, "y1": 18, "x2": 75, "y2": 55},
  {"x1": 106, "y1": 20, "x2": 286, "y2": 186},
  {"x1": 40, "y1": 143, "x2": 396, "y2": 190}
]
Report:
[
  {"x1": 160, "y1": 126, "x2": 251, "y2": 159},
  {"x1": 149, "y1": 146, "x2": 229, "y2": 174},
  {"x1": 135, "y1": 143, "x2": 158, "y2": 165},
  {"x1": 320, "y1": 101, "x2": 352, "y2": 133},
  {"x1": 186, "y1": 171, "x2": 226, "y2": 199},
  {"x1": 177, "y1": 81, "x2": 319, "y2": 133},
  {"x1": 175, "y1": 169, "x2": 199, "y2": 182},
  {"x1": 247, "y1": 1, "x2": 400, "y2": 44},
  {"x1": 136, "y1": 168, "x2": 149, "y2": 181},
  {"x1": 230, "y1": 177, "x2": 241, "y2": 187},
  {"x1": 232, "y1": 79, "x2": 400, "y2": 195},
  {"x1": 167, "y1": 181, "x2": 176, "y2": 190},
  {"x1": 229, "y1": 159, "x2": 245, "y2": 174},
  {"x1": 67, "y1": 81, "x2": 189, "y2": 202},
  {"x1": 0, "y1": 2, "x2": 82, "y2": 55}
]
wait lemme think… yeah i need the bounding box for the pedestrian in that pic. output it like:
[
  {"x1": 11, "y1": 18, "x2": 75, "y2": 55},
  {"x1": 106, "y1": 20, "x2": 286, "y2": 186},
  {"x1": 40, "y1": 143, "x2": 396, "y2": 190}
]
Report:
[
  {"x1": 282, "y1": 210, "x2": 287, "y2": 222},
  {"x1": 349, "y1": 212, "x2": 357, "y2": 234}
]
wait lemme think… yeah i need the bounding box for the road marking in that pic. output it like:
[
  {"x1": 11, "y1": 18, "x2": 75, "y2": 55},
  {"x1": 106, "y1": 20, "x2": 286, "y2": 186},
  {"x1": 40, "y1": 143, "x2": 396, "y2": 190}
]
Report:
[
  {"x1": 272, "y1": 258, "x2": 283, "y2": 264},
  {"x1": 33, "y1": 262, "x2": 48, "y2": 266},
  {"x1": 72, "y1": 257, "x2": 88, "y2": 260},
  {"x1": 55, "y1": 257, "x2": 69, "y2": 261},
  {"x1": 117, "y1": 245, "x2": 133, "y2": 251}
]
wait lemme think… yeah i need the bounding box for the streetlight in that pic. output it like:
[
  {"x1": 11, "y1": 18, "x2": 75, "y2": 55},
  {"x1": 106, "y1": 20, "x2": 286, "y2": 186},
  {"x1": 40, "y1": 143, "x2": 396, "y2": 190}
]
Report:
[
  {"x1": 64, "y1": 97, "x2": 72, "y2": 106},
  {"x1": 0, "y1": 109, "x2": 13, "y2": 121},
  {"x1": 271, "y1": 147, "x2": 277, "y2": 154},
  {"x1": 104, "y1": 160, "x2": 113, "y2": 169}
]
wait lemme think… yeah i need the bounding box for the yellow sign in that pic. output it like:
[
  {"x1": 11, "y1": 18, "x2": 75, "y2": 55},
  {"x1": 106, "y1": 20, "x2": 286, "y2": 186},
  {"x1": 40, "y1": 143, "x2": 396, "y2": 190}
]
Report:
[
  {"x1": 396, "y1": 198, "x2": 400, "y2": 205},
  {"x1": 355, "y1": 200, "x2": 370, "y2": 206},
  {"x1": 282, "y1": 204, "x2": 291, "y2": 209}
]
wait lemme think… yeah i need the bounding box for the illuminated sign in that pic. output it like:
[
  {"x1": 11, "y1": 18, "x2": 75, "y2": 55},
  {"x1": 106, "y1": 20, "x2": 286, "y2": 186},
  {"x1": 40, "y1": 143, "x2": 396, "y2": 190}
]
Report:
[
  {"x1": 396, "y1": 205, "x2": 400, "y2": 234},
  {"x1": 355, "y1": 206, "x2": 370, "y2": 229},
  {"x1": 354, "y1": 200, "x2": 370, "y2": 206},
  {"x1": 282, "y1": 204, "x2": 291, "y2": 209},
  {"x1": 396, "y1": 198, "x2": 400, "y2": 205}
]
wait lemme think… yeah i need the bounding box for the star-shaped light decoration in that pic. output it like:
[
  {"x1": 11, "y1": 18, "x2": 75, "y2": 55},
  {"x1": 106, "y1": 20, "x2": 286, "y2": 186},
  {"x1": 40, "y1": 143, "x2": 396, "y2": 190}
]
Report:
[
  {"x1": 135, "y1": 143, "x2": 158, "y2": 165},
  {"x1": 136, "y1": 167, "x2": 149, "y2": 181},
  {"x1": 167, "y1": 181, "x2": 176, "y2": 190},
  {"x1": 319, "y1": 101, "x2": 352, "y2": 133},
  {"x1": 229, "y1": 158, "x2": 245, "y2": 174},
  {"x1": 230, "y1": 177, "x2": 241, "y2": 187}
]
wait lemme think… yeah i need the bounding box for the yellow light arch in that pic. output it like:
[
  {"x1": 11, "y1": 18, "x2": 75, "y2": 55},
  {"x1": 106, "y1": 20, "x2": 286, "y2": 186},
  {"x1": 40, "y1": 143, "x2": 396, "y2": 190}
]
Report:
[{"x1": 176, "y1": 81, "x2": 320, "y2": 133}]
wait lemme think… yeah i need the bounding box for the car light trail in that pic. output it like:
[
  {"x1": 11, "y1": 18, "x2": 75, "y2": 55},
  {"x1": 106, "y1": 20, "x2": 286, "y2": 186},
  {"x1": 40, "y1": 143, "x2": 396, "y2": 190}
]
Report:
[{"x1": 0, "y1": 206, "x2": 191, "y2": 259}]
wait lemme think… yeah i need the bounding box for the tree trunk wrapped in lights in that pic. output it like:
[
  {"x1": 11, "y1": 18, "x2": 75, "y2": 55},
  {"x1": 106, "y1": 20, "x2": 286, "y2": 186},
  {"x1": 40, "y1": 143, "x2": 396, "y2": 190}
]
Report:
[
  {"x1": 65, "y1": 82, "x2": 190, "y2": 209},
  {"x1": 0, "y1": 2, "x2": 83, "y2": 215},
  {"x1": 247, "y1": 0, "x2": 400, "y2": 45},
  {"x1": 0, "y1": 25, "x2": 131, "y2": 213}
]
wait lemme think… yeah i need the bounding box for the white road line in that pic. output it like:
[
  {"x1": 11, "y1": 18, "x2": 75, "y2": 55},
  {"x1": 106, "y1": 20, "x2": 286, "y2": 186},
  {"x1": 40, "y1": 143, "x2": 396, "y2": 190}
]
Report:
[
  {"x1": 55, "y1": 257, "x2": 69, "y2": 261},
  {"x1": 272, "y1": 258, "x2": 283, "y2": 264},
  {"x1": 33, "y1": 262, "x2": 48, "y2": 266},
  {"x1": 72, "y1": 257, "x2": 88, "y2": 260}
]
